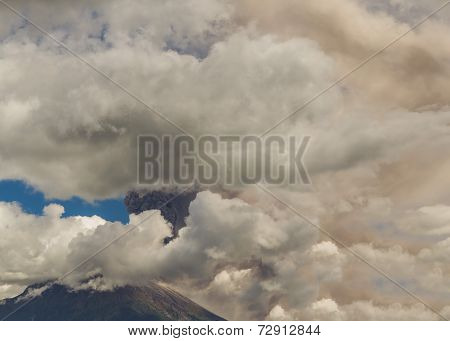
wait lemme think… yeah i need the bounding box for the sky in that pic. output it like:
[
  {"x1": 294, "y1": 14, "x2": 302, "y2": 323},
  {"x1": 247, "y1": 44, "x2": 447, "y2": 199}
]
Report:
[
  {"x1": 1, "y1": 0, "x2": 450, "y2": 321},
  {"x1": 0, "y1": 180, "x2": 129, "y2": 223}
]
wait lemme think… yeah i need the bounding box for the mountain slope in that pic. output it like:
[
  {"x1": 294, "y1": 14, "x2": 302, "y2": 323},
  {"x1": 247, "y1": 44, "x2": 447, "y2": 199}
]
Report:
[{"x1": 0, "y1": 282, "x2": 224, "y2": 321}]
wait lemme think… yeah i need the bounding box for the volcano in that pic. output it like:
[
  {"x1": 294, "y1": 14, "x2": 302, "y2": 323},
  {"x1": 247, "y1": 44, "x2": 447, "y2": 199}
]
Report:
[{"x1": 0, "y1": 281, "x2": 224, "y2": 321}]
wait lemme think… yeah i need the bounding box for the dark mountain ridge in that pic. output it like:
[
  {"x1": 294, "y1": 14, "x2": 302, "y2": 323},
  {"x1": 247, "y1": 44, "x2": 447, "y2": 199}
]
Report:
[{"x1": 0, "y1": 281, "x2": 224, "y2": 321}]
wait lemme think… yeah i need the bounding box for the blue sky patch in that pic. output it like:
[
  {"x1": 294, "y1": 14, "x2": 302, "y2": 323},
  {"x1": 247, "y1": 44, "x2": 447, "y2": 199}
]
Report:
[{"x1": 0, "y1": 180, "x2": 129, "y2": 224}]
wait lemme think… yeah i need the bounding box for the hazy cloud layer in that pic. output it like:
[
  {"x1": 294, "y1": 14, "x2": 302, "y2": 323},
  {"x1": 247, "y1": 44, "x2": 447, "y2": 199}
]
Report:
[{"x1": 237, "y1": 0, "x2": 450, "y2": 110}]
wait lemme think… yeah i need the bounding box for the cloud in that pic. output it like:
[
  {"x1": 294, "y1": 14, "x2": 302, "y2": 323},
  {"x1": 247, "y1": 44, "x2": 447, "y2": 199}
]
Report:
[
  {"x1": 0, "y1": 201, "x2": 106, "y2": 298},
  {"x1": 298, "y1": 298, "x2": 448, "y2": 320},
  {"x1": 2, "y1": 0, "x2": 450, "y2": 320},
  {"x1": 237, "y1": 0, "x2": 450, "y2": 110},
  {"x1": 2, "y1": 0, "x2": 450, "y2": 203},
  {"x1": 2, "y1": 0, "x2": 450, "y2": 204},
  {"x1": 4, "y1": 190, "x2": 450, "y2": 320},
  {"x1": 358, "y1": 0, "x2": 449, "y2": 23},
  {"x1": 0, "y1": 192, "x2": 316, "y2": 320},
  {"x1": 397, "y1": 205, "x2": 450, "y2": 235},
  {"x1": 66, "y1": 191, "x2": 319, "y2": 319},
  {"x1": 0, "y1": 0, "x2": 340, "y2": 199}
]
